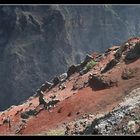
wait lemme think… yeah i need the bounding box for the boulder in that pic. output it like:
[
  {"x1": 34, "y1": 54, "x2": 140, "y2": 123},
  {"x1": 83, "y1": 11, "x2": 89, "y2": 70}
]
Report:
[
  {"x1": 94, "y1": 54, "x2": 104, "y2": 62},
  {"x1": 114, "y1": 44, "x2": 128, "y2": 60},
  {"x1": 125, "y1": 42, "x2": 140, "y2": 63},
  {"x1": 21, "y1": 109, "x2": 37, "y2": 119},
  {"x1": 67, "y1": 55, "x2": 93, "y2": 78},
  {"x1": 59, "y1": 73, "x2": 68, "y2": 82},
  {"x1": 84, "y1": 54, "x2": 93, "y2": 62},
  {"x1": 89, "y1": 75, "x2": 118, "y2": 90},
  {"x1": 39, "y1": 93, "x2": 47, "y2": 106},
  {"x1": 67, "y1": 65, "x2": 77, "y2": 77},
  {"x1": 26, "y1": 109, "x2": 37, "y2": 116},
  {"x1": 53, "y1": 76, "x2": 60, "y2": 85},
  {"x1": 79, "y1": 67, "x2": 88, "y2": 76},
  {"x1": 105, "y1": 46, "x2": 120, "y2": 53},
  {"x1": 101, "y1": 59, "x2": 118, "y2": 74},
  {"x1": 47, "y1": 99, "x2": 60, "y2": 110},
  {"x1": 35, "y1": 89, "x2": 41, "y2": 97},
  {"x1": 80, "y1": 54, "x2": 93, "y2": 68},
  {"x1": 45, "y1": 81, "x2": 53, "y2": 88},
  {"x1": 40, "y1": 84, "x2": 46, "y2": 92},
  {"x1": 59, "y1": 83, "x2": 66, "y2": 90},
  {"x1": 40, "y1": 81, "x2": 53, "y2": 92}
]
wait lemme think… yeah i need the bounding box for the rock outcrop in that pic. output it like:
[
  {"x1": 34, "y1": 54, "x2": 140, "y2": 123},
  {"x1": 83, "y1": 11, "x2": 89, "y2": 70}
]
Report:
[
  {"x1": 101, "y1": 59, "x2": 119, "y2": 74},
  {"x1": 89, "y1": 74, "x2": 118, "y2": 90}
]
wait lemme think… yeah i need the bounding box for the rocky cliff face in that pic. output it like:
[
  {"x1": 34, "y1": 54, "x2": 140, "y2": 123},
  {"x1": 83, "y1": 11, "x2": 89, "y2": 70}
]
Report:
[{"x1": 0, "y1": 5, "x2": 140, "y2": 110}]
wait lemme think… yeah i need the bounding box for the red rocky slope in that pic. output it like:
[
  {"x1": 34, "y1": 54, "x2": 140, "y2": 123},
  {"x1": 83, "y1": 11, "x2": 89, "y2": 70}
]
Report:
[{"x1": 0, "y1": 37, "x2": 140, "y2": 135}]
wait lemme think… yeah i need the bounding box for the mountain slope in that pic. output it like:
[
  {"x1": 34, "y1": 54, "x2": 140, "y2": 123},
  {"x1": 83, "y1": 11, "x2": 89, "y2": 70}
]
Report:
[
  {"x1": 1, "y1": 5, "x2": 140, "y2": 111},
  {"x1": 0, "y1": 37, "x2": 140, "y2": 135}
]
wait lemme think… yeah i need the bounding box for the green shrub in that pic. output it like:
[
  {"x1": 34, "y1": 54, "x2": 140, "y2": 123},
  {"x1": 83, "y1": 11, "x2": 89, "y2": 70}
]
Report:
[{"x1": 85, "y1": 60, "x2": 97, "y2": 71}]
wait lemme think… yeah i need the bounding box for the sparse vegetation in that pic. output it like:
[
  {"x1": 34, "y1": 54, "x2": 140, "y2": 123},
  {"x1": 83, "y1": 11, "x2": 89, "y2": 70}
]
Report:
[{"x1": 84, "y1": 60, "x2": 97, "y2": 71}]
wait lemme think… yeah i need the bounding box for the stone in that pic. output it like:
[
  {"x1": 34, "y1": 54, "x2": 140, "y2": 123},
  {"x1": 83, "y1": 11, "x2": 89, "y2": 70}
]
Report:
[
  {"x1": 80, "y1": 54, "x2": 94, "y2": 69},
  {"x1": 47, "y1": 99, "x2": 60, "y2": 110},
  {"x1": 84, "y1": 54, "x2": 93, "y2": 62},
  {"x1": 67, "y1": 65, "x2": 77, "y2": 77},
  {"x1": 59, "y1": 83, "x2": 66, "y2": 90},
  {"x1": 53, "y1": 77, "x2": 60, "y2": 85},
  {"x1": 125, "y1": 42, "x2": 140, "y2": 62},
  {"x1": 40, "y1": 81, "x2": 53, "y2": 92},
  {"x1": 114, "y1": 44, "x2": 128, "y2": 60},
  {"x1": 79, "y1": 67, "x2": 88, "y2": 75},
  {"x1": 59, "y1": 73, "x2": 67, "y2": 82},
  {"x1": 89, "y1": 74, "x2": 118, "y2": 90},
  {"x1": 95, "y1": 54, "x2": 104, "y2": 62},
  {"x1": 39, "y1": 92, "x2": 47, "y2": 107},
  {"x1": 45, "y1": 81, "x2": 53, "y2": 88},
  {"x1": 26, "y1": 109, "x2": 37, "y2": 116},
  {"x1": 101, "y1": 59, "x2": 118, "y2": 74}
]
